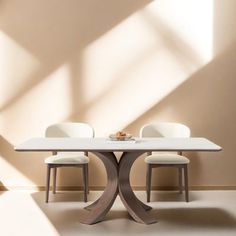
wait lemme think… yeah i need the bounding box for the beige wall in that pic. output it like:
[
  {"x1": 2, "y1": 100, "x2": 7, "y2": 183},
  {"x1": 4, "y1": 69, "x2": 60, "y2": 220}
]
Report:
[{"x1": 0, "y1": 0, "x2": 236, "y2": 190}]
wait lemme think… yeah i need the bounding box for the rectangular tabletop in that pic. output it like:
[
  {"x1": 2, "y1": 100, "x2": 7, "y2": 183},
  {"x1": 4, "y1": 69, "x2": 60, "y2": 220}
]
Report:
[{"x1": 15, "y1": 137, "x2": 222, "y2": 152}]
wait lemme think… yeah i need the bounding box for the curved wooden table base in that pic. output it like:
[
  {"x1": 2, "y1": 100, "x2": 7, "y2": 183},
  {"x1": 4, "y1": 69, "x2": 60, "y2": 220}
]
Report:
[
  {"x1": 80, "y1": 152, "x2": 118, "y2": 224},
  {"x1": 118, "y1": 152, "x2": 156, "y2": 224},
  {"x1": 80, "y1": 151, "x2": 156, "y2": 225},
  {"x1": 84, "y1": 198, "x2": 100, "y2": 211},
  {"x1": 84, "y1": 195, "x2": 152, "y2": 212}
]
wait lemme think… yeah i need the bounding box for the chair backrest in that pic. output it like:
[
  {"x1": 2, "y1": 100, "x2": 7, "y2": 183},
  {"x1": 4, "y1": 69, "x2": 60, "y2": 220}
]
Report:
[
  {"x1": 46, "y1": 122, "x2": 94, "y2": 138},
  {"x1": 46, "y1": 122, "x2": 94, "y2": 156},
  {"x1": 140, "y1": 122, "x2": 190, "y2": 138}
]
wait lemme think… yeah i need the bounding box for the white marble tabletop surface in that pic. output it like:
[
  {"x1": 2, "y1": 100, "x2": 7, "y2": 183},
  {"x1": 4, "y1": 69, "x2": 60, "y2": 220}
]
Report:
[{"x1": 15, "y1": 137, "x2": 222, "y2": 152}]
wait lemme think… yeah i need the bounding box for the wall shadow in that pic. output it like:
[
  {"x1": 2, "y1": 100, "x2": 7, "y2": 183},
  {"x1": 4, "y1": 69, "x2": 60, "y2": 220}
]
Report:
[
  {"x1": 213, "y1": 0, "x2": 236, "y2": 55},
  {"x1": 0, "y1": 0, "x2": 152, "y2": 188},
  {"x1": 0, "y1": 181, "x2": 8, "y2": 191},
  {"x1": 0, "y1": 0, "x2": 152, "y2": 113},
  {"x1": 126, "y1": 42, "x2": 236, "y2": 187},
  {"x1": 0, "y1": 135, "x2": 47, "y2": 186}
]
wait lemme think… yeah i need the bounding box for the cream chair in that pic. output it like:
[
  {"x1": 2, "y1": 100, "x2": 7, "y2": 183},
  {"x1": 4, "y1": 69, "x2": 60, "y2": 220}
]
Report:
[
  {"x1": 140, "y1": 122, "x2": 190, "y2": 202},
  {"x1": 45, "y1": 122, "x2": 94, "y2": 203}
]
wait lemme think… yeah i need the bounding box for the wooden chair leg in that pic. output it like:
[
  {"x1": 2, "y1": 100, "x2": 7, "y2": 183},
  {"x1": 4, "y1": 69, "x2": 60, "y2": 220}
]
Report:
[
  {"x1": 178, "y1": 166, "x2": 183, "y2": 194},
  {"x1": 46, "y1": 165, "x2": 51, "y2": 203},
  {"x1": 82, "y1": 165, "x2": 88, "y2": 202},
  {"x1": 53, "y1": 167, "x2": 57, "y2": 194},
  {"x1": 183, "y1": 164, "x2": 189, "y2": 202},
  {"x1": 85, "y1": 164, "x2": 89, "y2": 194},
  {"x1": 146, "y1": 164, "x2": 152, "y2": 202}
]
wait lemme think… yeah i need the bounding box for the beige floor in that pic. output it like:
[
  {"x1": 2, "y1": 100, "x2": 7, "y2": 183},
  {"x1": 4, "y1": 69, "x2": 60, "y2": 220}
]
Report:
[{"x1": 0, "y1": 190, "x2": 236, "y2": 236}]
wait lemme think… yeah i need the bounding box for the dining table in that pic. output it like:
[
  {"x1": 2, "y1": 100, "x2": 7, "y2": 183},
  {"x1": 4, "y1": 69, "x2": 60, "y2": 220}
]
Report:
[{"x1": 15, "y1": 137, "x2": 222, "y2": 225}]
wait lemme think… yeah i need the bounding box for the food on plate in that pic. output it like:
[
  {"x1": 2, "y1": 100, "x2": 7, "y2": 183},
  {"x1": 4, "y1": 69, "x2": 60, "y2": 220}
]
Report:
[
  {"x1": 109, "y1": 131, "x2": 132, "y2": 140},
  {"x1": 115, "y1": 131, "x2": 127, "y2": 137}
]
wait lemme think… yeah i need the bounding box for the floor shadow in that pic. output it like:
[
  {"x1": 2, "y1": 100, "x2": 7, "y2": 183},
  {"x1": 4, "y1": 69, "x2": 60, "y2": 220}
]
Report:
[
  {"x1": 151, "y1": 207, "x2": 236, "y2": 229},
  {"x1": 31, "y1": 191, "x2": 133, "y2": 234},
  {"x1": 31, "y1": 191, "x2": 236, "y2": 235},
  {"x1": 148, "y1": 191, "x2": 195, "y2": 203}
]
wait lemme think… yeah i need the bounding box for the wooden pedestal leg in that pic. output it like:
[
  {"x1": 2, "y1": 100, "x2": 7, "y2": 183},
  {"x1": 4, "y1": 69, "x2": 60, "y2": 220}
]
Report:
[
  {"x1": 135, "y1": 196, "x2": 152, "y2": 211},
  {"x1": 85, "y1": 193, "x2": 152, "y2": 212},
  {"x1": 118, "y1": 152, "x2": 157, "y2": 224},
  {"x1": 80, "y1": 152, "x2": 118, "y2": 224},
  {"x1": 84, "y1": 153, "x2": 152, "y2": 212},
  {"x1": 84, "y1": 198, "x2": 100, "y2": 211}
]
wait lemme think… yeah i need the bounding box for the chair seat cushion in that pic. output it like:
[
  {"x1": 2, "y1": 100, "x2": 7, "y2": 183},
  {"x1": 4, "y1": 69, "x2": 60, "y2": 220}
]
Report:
[
  {"x1": 145, "y1": 153, "x2": 190, "y2": 164},
  {"x1": 45, "y1": 152, "x2": 89, "y2": 164}
]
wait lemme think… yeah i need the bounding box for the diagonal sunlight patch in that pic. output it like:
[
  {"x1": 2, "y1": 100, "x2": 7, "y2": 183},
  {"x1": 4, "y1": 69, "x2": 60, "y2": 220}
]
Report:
[
  {"x1": 79, "y1": 0, "x2": 213, "y2": 135},
  {"x1": 0, "y1": 31, "x2": 40, "y2": 109},
  {"x1": 0, "y1": 136, "x2": 48, "y2": 189},
  {"x1": 0, "y1": 192, "x2": 60, "y2": 236},
  {"x1": 147, "y1": 0, "x2": 213, "y2": 62},
  {"x1": 1, "y1": 64, "x2": 73, "y2": 142},
  {"x1": 0, "y1": 156, "x2": 36, "y2": 189}
]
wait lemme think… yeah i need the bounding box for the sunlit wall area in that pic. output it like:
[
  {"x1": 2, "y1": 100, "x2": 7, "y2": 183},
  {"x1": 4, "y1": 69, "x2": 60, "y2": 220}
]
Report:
[
  {"x1": 82, "y1": 0, "x2": 213, "y2": 135},
  {"x1": 1, "y1": 63, "x2": 73, "y2": 142},
  {"x1": 150, "y1": 0, "x2": 213, "y2": 61}
]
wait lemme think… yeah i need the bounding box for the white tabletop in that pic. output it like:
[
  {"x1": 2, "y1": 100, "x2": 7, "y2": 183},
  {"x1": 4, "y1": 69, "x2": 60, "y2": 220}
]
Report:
[{"x1": 15, "y1": 137, "x2": 222, "y2": 152}]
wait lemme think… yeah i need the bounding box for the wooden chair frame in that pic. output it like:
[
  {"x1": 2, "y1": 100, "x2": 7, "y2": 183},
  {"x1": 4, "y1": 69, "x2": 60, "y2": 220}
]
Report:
[
  {"x1": 146, "y1": 162, "x2": 189, "y2": 202},
  {"x1": 140, "y1": 123, "x2": 190, "y2": 203},
  {"x1": 45, "y1": 151, "x2": 89, "y2": 203}
]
